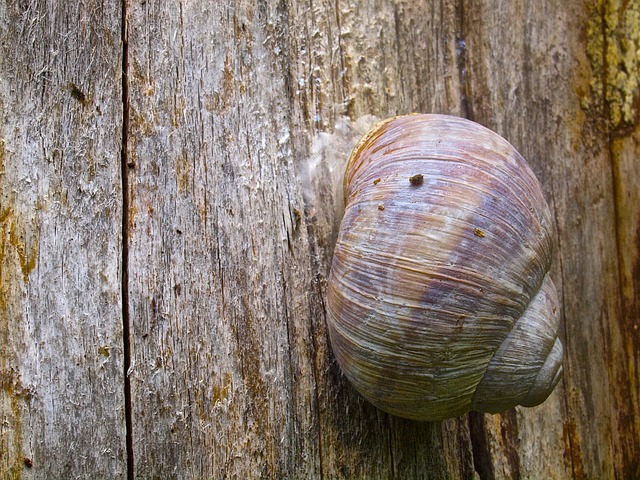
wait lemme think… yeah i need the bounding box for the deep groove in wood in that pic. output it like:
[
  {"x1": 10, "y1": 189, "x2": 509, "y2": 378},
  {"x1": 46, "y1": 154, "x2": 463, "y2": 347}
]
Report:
[
  {"x1": 120, "y1": 1, "x2": 134, "y2": 478},
  {"x1": 468, "y1": 412, "x2": 493, "y2": 480},
  {"x1": 455, "y1": 0, "x2": 472, "y2": 120}
]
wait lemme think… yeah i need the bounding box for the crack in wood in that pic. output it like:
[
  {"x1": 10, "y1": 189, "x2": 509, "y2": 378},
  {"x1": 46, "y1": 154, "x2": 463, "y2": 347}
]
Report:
[
  {"x1": 455, "y1": 0, "x2": 472, "y2": 120},
  {"x1": 120, "y1": 1, "x2": 134, "y2": 479}
]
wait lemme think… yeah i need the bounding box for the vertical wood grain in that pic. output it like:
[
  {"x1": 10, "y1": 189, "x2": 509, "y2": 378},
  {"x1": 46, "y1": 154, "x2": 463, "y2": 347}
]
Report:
[
  {"x1": 463, "y1": 0, "x2": 639, "y2": 478},
  {"x1": 124, "y1": 0, "x2": 639, "y2": 477},
  {"x1": 0, "y1": 0, "x2": 126, "y2": 477},
  {"x1": 125, "y1": 0, "x2": 474, "y2": 477},
  {"x1": 0, "y1": 0, "x2": 637, "y2": 478}
]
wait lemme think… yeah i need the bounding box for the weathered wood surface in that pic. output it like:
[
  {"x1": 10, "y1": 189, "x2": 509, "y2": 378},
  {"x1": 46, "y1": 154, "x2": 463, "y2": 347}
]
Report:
[
  {"x1": 1, "y1": 0, "x2": 638, "y2": 478},
  {"x1": 0, "y1": 0, "x2": 126, "y2": 478}
]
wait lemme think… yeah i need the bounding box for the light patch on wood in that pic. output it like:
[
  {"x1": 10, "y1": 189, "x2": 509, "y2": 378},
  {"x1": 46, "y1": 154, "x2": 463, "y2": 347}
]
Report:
[
  {"x1": 301, "y1": 116, "x2": 380, "y2": 219},
  {"x1": 294, "y1": 115, "x2": 384, "y2": 262}
]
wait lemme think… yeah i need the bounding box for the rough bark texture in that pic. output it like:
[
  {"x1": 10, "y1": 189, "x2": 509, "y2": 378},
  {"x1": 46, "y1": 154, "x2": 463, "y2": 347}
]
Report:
[
  {"x1": 1, "y1": 0, "x2": 638, "y2": 478},
  {"x1": 0, "y1": 0, "x2": 126, "y2": 478}
]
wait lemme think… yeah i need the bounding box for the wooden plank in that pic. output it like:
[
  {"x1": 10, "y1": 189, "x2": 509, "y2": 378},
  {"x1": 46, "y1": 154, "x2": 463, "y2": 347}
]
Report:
[
  {"x1": 126, "y1": 0, "x2": 476, "y2": 477},
  {"x1": 460, "y1": 0, "x2": 577, "y2": 477},
  {"x1": 126, "y1": 0, "x2": 638, "y2": 477},
  {"x1": 0, "y1": 0, "x2": 126, "y2": 477},
  {"x1": 606, "y1": 3, "x2": 640, "y2": 477},
  {"x1": 123, "y1": 1, "x2": 332, "y2": 476},
  {"x1": 463, "y1": 0, "x2": 640, "y2": 478},
  {"x1": 0, "y1": 0, "x2": 636, "y2": 477},
  {"x1": 611, "y1": 130, "x2": 640, "y2": 478}
]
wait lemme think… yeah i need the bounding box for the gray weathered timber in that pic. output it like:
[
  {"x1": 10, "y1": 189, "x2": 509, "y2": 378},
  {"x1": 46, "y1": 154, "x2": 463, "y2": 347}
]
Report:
[
  {"x1": 0, "y1": 0, "x2": 126, "y2": 478},
  {"x1": 125, "y1": 1, "x2": 476, "y2": 477},
  {"x1": 1, "y1": 0, "x2": 638, "y2": 478},
  {"x1": 462, "y1": 1, "x2": 640, "y2": 477},
  {"x1": 125, "y1": 0, "x2": 640, "y2": 478}
]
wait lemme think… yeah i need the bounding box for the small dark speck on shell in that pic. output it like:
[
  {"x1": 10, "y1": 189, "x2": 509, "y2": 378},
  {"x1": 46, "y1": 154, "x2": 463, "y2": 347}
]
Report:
[
  {"x1": 409, "y1": 174, "x2": 424, "y2": 185},
  {"x1": 474, "y1": 228, "x2": 485, "y2": 238},
  {"x1": 373, "y1": 178, "x2": 381, "y2": 185},
  {"x1": 378, "y1": 205, "x2": 385, "y2": 211}
]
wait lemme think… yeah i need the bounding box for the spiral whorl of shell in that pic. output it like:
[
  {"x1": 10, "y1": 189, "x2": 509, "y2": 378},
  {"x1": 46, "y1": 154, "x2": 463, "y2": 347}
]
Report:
[{"x1": 327, "y1": 114, "x2": 563, "y2": 421}]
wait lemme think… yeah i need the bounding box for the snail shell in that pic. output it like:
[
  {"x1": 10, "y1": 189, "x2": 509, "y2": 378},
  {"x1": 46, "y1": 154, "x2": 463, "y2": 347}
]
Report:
[{"x1": 327, "y1": 114, "x2": 563, "y2": 421}]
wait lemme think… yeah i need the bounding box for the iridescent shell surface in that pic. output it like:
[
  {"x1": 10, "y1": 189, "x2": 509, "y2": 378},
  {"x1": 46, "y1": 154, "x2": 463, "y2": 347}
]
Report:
[{"x1": 327, "y1": 114, "x2": 563, "y2": 421}]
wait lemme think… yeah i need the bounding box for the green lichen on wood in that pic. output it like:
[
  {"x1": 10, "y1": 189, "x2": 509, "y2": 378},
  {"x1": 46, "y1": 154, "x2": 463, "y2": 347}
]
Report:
[{"x1": 586, "y1": 0, "x2": 640, "y2": 131}]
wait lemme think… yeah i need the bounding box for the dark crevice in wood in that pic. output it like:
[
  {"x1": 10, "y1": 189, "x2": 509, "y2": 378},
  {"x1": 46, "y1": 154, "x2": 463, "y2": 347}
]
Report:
[
  {"x1": 550, "y1": 180, "x2": 578, "y2": 478},
  {"x1": 468, "y1": 412, "x2": 493, "y2": 480},
  {"x1": 120, "y1": 1, "x2": 134, "y2": 479},
  {"x1": 312, "y1": 272, "x2": 327, "y2": 478},
  {"x1": 499, "y1": 410, "x2": 522, "y2": 478},
  {"x1": 455, "y1": 0, "x2": 472, "y2": 120},
  {"x1": 386, "y1": 414, "x2": 396, "y2": 479},
  {"x1": 333, "y1": 0, "x2": 349, "y2": 118}
]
